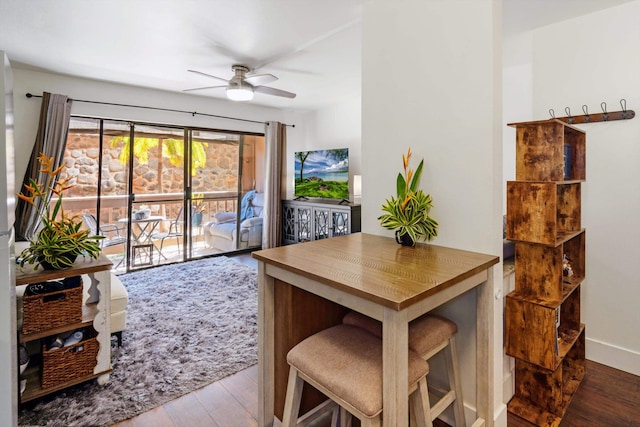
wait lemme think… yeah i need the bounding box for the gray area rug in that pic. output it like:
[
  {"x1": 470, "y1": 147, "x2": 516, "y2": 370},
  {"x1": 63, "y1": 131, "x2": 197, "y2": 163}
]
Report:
[{"x1": 19, "y1": 256, "x2": 258, "y2": 426}]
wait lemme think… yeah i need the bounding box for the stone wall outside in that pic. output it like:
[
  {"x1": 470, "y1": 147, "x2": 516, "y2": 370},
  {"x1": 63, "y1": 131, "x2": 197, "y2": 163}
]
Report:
[{"x1": 62, "y1": 133, "x2": 240, "y2": 198}]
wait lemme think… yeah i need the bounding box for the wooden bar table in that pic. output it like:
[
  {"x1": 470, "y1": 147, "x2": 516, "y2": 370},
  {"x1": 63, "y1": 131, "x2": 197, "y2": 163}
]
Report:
[{"x1": 253, "y1": 233, "x2": 499, "y2": 427}]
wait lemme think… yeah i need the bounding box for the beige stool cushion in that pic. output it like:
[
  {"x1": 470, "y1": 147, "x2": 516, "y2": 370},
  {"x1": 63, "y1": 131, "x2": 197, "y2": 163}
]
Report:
[
  {"x1": 286, "y1": 324, "x2": 428, "y2": 418},
  {"x1": 343, "y1": 311, "x2": 457, "y2": 357}
]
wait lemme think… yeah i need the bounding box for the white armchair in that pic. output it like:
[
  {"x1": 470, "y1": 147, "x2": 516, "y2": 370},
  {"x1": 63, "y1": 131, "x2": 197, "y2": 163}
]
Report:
[{"x1": 203, "y1": 191, "x2": 264, "y2": 251}]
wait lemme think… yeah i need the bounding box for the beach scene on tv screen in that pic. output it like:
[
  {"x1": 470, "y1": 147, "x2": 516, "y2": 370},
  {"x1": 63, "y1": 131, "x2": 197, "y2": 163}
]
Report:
[{"x1": 294, "y1": 148, "x2": 349, "y2": 199}]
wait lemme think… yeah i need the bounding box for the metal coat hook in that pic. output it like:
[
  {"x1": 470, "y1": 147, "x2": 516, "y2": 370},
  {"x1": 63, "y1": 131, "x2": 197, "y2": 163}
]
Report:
[
  {"x1": 582, "y1": 105, "x2": 590, "y2": 122},
  {"x1": 543, "y1": 100, "x2": 634, "y2": 124},
  {"x1": 619, "y1": 99, "x2": 634, "y2": 119},
  {"x1": 565, "y1": 107, "x2": 574, "y2": 124}
]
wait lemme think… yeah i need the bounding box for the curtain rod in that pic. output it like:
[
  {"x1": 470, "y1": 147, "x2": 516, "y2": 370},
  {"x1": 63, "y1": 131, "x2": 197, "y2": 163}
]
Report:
[{"x1": 25, "y1": 93, "x2": 295, "y2": 127}]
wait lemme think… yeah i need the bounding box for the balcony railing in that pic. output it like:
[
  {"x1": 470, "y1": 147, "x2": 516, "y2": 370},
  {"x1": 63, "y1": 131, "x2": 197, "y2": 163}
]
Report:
[
  {"x1": 56, "y1": 191, "x2": 243, "y2": 271},
  {"x1": 61, "y1": 191, "x2": 240, "y2": 226}
]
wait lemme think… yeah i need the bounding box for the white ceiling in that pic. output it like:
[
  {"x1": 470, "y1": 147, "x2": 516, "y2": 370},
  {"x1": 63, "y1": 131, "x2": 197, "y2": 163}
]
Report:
[
  {"x1": 503, "y1": 0, "x2": 633, "y2": 35},
  {"x1": 0, "y1": 0, "x2": 633, "y2": 112}
]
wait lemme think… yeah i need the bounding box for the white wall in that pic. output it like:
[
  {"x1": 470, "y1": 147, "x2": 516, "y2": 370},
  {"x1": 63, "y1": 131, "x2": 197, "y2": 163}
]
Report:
[
  {"x1": 0, "y1": 51, "x2": 18, "y2": 427},
  {"x1": 533, "y1": 1, "x2": 640, "y2": 375},
  {"x1": 508, "y1": 2, "x2": 640, "y2": 375},
  {"x1": 11, "y1": 68, "x2": 305, "y2": 184},
  {"x1": 288, "y1": 97, "x2": 362, "y2": 199},
  {"x1": 500, "y1": 31, "x2": 533, "y2": 404},
  {"x1": 362, "y1": 1, "x2": 505, "y2": 425},
  {"x1": 10, "y1": 67, "x2": 364, "y2": 204},
  {"x1": 502, "y1": 32, "x2": 533, "y2": 212}
]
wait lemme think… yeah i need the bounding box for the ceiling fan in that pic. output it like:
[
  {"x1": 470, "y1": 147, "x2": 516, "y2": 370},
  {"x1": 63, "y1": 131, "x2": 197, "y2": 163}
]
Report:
[{"x1": 184, "y1": 65, "x2": 296, "y2": 101}]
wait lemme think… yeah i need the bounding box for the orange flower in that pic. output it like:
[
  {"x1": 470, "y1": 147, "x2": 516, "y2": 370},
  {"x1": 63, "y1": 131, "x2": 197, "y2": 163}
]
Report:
[
  {"x1": 17, "y1": 193, "x2": 34, "y2": 205},
  {"x1": 24, "y1": 183, "x2": 37, "y2": 193},
  {"x1": 37, "y1": 153, "x2": 53, "y2": 173},
  {"x1": 18, "y1": 152, "x2": 77, "y2": 225},
  {"x1": 51, "y1": 164, "x2": 65, "y2": 176},
  {"x1": 402, "y1": 147, "x2": 412, "y2": 171},
  {"x1": 18, "y1": 154, "x2": 104, "y2": 270}
]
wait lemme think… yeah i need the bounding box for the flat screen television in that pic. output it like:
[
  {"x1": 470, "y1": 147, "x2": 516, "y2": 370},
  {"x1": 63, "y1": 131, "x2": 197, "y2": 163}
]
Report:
[{"x1": 294, "y1": 148, "x2": 349, "y2": 200}]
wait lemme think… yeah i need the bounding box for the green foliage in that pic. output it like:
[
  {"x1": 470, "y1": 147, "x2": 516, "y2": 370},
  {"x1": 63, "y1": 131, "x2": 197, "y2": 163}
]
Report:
[
  {"x1": 111, "y1": 136, "x2": 208, "y2": 176},
  {"x1": 326, "y1": 148, "x2": 348, "y2": 162},
  {"x1": 192, "y1": 193, "x2": 207, "y2": 213},
  {"x1": 18, "y1": 154, "x2": 103, "y2": 270},
  {"x1": 379, "y1": 189, "x2": 438, "y2": 243},
  {"x1": 379, "y1": 149, "x2": 438, "y2": 243},
  {"x1": 22, "y1": 215, "x2": 103, "y2": 269},
  {"x1": 396, "y1": 159, "x2": 423, "y2": 201},
  {"x1": 294, "y1": 179, "x2": 349, "y2": 199},
  {"x1": 191, "y1": 139, "x2": 208, "y2": 171},
  {"x1": 296, "y1": 151, "x2": 310, "y2": 182}
]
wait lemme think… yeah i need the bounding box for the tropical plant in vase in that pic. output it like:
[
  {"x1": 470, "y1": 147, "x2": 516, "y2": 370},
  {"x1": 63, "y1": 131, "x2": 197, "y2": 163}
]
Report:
[
  {"x1": 17, "y1": 153, "x2": 103, "y2": 269},
  {"x1": 192, "y1": 193, "x2": 207, "y2": 227},
  {"x1": 378, "y1": 148, "x2": 438, "y2": 246}
]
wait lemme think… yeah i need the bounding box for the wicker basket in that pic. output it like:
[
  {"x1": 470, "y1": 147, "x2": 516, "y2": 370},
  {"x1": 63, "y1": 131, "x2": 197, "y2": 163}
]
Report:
[
  {"x1": 21, "y1": 285, "x2": 83, "y2": 335},
  {"x1": 41, "y1": 332, "x2": 99, "y2": 389}
]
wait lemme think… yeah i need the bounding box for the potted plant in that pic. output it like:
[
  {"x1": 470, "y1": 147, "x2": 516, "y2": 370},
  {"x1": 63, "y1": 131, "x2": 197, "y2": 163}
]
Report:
[
  {"x1": 378, "y1": 148, "x2": 438, "y2": 246},
  {"x1": 17, "y1": 153, "x2": 103, "y2": 270},
  {"x1": 133, "y1": 204, "x2": 151, "y2": 220},
  {"x1": 192, "y1": 193, "x2": 206, "y2": 227}
]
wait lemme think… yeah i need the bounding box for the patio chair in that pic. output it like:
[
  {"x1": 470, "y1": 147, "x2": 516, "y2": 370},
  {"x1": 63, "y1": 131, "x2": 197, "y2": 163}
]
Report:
[
  {"x1": 81, "y1": 213, "x2": 127, "y2": 267},
  {"x1": 203, "y1": 191, "x2": 264, "y2": 252},
  {"x1": 151, "y1": 206, "x2": 195, "y2": 259}
]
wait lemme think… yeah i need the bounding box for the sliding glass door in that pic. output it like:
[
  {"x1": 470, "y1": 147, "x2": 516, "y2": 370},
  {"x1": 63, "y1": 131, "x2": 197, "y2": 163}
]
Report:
[
  {"x1": 125, "y1": 125, "x2": 186, "y2": 268},
  {"x1": 188, "y1": 130, "x2": 238, "y2": 257},
  {"x1": 62, "y1": 116, "x2": 264, "y2": 272},
  {"x1": 59, "y1": 118, "x2": 131, "y2": 269},
  {"x1": 187, "y1": 132, "x2": 264, "y2": 258}
]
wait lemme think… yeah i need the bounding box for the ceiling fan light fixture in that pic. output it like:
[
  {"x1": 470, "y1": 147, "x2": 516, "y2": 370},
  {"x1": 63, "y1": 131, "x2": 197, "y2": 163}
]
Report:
[
  {"x1": 226, "y1": 86, "x2": 254, "y2": 101},
  {"x1": 186, "y1": 64, "x2": 295, "y2": 100}
]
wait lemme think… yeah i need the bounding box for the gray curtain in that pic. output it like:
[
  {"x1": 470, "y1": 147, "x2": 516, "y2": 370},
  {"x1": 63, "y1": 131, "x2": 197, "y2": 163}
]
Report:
[
  {"x1": 15, "y1": 92, "x2": 72, "y2": 240},
  {"x1": 262, "y1": 121, "x2": 287, "y2": 249}
]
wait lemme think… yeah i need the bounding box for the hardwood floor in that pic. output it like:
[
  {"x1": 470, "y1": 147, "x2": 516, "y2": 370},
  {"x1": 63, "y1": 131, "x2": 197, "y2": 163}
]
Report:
[
  {"x1": 113, "y1": 360, "x2": 639, "y2": 427},
  {"x1": 508, "y1": 360, "x2": 640, "y2": 427},
  {"x1": 229, "y1": 252, "x2": 258, "y2": 269},
  {"x1": 112, "y1": 365, "x2": 260, "y2": 427}
]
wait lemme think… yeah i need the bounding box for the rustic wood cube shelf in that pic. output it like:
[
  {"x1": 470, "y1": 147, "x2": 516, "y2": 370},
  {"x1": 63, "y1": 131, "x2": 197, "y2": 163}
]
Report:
[
  {"x1": 508, "y1": 329, "x2": 586, "y2": 426},
  {"x1": 512, "y1": 231, "x2": 585, "y2": 303},
  {"x1": 506, "y1": 182, "x2": 582, "y2": 246},
  {"x1": 512, "y1": 119, "x2": 586, "y2": 182},
  {"x1": 506, "y1": 119, "x2": 587, "y2": 427}
]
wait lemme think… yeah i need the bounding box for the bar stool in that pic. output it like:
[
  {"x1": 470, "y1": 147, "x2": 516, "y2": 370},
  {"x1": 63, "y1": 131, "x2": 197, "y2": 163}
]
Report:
[
  {"x1": 282, "y1": 324, "x2": 433, "y2": 427},
  {"x1": 343, "y1": 311, "x2": 466, "y2": 426}
]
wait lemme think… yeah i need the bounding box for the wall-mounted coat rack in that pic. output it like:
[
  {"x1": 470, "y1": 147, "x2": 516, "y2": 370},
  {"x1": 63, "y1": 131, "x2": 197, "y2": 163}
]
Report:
[{"x1": 549, "y1": 99, "x2": 635, "y2": 124}]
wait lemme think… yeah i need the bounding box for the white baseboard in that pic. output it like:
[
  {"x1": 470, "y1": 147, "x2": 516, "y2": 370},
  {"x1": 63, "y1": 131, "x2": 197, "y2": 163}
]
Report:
[
  {"x1": 493, "y1": 403, "x2": 508, "y2": 427},
  {"x1": 586, "y1": 337, "x2": 640, "y2": 376},
  {"x1": 502, "y1": 370, "x2": 514, "y2": 403},
  {"x1": 436, "y1": 400, "x2": 508, "y2": 427}
]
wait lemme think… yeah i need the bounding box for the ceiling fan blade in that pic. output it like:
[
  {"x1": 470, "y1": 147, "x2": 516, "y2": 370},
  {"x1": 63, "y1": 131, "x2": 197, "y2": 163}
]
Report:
[
  {"x1": 187, "y1": 69, "x2": 229, "y2": 84},
  {"x1": 254, "y1": 85, "x2": 296, "y2": 99},
  {"x1": 244, "y1": 73, "x2": 278, "y2": 86},
  {"x1": 183, "y1": 85, "x2": 227, "y2": 92}
]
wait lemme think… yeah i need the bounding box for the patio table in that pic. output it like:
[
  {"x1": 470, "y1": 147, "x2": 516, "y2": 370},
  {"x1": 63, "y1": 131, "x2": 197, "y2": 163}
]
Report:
[{"x1": 118, "y1": 215, "x2": 165, "y2": 266}]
